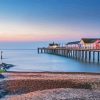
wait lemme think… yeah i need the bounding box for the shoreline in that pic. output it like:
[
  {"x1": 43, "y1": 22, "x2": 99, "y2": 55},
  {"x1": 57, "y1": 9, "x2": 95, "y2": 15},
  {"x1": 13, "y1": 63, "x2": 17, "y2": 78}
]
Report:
[{"x1": 6, "y1": 71, "x2": 100, "y2": 75}]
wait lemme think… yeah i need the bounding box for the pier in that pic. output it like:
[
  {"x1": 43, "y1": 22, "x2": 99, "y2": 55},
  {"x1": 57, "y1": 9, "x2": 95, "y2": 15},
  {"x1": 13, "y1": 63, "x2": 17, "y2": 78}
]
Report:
[{"x1": 38, "y1": 47, "x2": 100, "y2": 64}]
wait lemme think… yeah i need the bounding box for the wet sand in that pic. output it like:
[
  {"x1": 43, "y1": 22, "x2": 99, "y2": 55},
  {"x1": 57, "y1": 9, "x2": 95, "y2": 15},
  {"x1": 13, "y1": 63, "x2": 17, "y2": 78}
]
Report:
[{"x1": 1, "y1": 72, "x2": 100, "y2": 100}]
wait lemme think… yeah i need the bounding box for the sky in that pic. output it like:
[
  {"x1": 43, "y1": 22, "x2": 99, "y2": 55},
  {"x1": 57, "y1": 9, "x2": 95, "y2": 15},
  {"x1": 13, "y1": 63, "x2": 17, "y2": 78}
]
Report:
[{"x1": 0, "y1": 0, "x2": 100, "y2": 42}]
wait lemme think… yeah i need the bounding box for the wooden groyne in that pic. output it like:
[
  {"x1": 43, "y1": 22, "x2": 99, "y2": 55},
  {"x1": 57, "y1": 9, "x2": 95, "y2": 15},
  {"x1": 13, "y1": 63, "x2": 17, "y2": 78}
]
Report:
[{"x1": 38, "y1": 47, "x2": 100, "y2": 64}]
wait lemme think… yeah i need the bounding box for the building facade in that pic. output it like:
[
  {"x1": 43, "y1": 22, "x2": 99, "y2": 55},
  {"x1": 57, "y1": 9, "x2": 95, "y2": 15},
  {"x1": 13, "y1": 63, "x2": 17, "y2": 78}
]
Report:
[
  {"x1": 66, "y1": 38, "x2": 100, "y2": 49},
  {"x1": 66, "y1": 41, "x2": 80, "y2": 49},
  {"x1": 80, "y1": 38, "x2": 100, "y2": 49}
]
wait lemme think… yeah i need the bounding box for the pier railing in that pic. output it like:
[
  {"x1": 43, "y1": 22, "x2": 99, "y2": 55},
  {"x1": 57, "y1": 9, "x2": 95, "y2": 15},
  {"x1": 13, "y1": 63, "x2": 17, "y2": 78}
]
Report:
[{"x1": 38, "y1": 47, "x2": 100, "y2": 64}]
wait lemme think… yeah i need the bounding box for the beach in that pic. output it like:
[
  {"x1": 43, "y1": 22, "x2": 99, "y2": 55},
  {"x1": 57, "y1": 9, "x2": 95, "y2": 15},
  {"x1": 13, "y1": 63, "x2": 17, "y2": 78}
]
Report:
[
  {"x1": 0, "y1": 72, "x2": 100, "y2": 100},
  {"x1": 0, "y1": 0, "x2": 100, "y2": 99}
]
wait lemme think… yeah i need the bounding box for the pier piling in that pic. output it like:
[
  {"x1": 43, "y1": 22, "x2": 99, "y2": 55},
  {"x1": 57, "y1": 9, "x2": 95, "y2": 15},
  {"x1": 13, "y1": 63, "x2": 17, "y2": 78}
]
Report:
[{"x1": 38, "y1": 47, "x2": 100, "y2": 64}]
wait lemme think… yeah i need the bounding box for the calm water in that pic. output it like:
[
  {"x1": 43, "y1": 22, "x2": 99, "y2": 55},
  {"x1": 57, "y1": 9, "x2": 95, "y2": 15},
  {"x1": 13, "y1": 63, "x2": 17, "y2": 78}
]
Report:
[{"x1": 0, "y1": 42, "x2": 100, "y2": 73}]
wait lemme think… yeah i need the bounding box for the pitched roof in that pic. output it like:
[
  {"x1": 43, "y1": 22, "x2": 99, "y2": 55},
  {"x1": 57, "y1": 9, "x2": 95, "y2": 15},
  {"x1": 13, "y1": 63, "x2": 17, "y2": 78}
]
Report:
[
  {"x1": 81, "y1": 38, "x2": 100, "y2": 43},
  {"x1": 49, "y1": 42, "x2": 59, "y2": 46},
  {"x1": 66, "y1": 41, "x2": 80, "y2": 45}
]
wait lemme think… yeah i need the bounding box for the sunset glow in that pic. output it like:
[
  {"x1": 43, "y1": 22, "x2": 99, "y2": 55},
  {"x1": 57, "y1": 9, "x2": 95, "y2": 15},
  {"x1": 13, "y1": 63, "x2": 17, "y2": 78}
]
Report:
[{"x1": 0, "y1": 0, "x2": 100, "y2": 42}]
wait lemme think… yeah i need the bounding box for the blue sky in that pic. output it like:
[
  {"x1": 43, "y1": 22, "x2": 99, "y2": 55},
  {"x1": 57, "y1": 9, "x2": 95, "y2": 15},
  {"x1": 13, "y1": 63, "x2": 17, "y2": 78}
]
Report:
[{"x1": 0, "y1": 0, "x2": 100, "y2": 41}]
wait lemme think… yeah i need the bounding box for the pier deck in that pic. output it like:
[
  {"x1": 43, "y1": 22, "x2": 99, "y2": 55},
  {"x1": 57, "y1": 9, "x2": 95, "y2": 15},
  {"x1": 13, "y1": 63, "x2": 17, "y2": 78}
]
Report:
[{"x1": 38, "y1": 47, "x2": 100, "y2": 64}]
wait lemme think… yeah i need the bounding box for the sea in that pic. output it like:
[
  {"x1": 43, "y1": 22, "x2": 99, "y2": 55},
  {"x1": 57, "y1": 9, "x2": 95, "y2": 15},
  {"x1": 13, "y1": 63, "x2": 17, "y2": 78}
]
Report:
[{"x1": 0, "y1": 42, "x2": 100, "y2": 73}]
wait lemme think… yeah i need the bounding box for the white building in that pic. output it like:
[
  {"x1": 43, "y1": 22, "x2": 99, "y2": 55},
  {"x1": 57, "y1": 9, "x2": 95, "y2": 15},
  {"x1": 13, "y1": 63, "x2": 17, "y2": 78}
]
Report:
[{"x1": 66, "y1": 41, "x2": 80, "y2": 49}]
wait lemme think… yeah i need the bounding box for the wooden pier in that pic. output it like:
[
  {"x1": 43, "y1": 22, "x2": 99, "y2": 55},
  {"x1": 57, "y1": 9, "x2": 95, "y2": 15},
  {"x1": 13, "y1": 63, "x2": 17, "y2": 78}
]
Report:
[{"x1": 38, "y1": 47, "x2": 100, "y2": 64}]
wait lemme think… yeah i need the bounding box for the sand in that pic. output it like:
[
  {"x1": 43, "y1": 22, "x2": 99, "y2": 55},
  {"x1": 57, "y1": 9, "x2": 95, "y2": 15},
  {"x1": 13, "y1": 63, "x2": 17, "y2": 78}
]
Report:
[{"x1": 2, "y1": 88, "x2": 100, "y2": 100}]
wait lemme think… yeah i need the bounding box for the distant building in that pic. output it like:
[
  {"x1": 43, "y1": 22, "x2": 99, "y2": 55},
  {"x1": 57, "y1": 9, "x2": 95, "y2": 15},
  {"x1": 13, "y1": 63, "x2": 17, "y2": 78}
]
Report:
[
  {"x1": 80, "y1": 38, "x2": 100, "y2": 49},
  {"x1": 48, "y1": 42, "x2": 60, "y2": 48},
  {"x1": 66, "y1": 41, "x2": 80, "y2": 49},
  {"x1": 65, "y1": 38, "x2": 100, "y2": 49}
]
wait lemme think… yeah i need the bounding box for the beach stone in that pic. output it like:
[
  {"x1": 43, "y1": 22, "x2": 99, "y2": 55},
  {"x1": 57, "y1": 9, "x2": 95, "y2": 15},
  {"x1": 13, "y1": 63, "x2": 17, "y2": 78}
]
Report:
[
  {"x1": 0, "y1": 90, "x2": 8, "y2": 99},
  {"x1": 0, "y1": 74, "x2": 5, "y2": 79},
  {"x1": 1, "y1": 72, "x2": 100, "y2": 100}
]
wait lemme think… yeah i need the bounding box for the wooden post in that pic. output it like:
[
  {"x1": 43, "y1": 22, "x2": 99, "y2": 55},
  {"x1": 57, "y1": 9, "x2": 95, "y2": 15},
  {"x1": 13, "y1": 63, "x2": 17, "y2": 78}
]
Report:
[
  {"x1": 63, "y1": 49, "x2": 65, "y2": 56},
  {"x1": 68, "y1": 51, "x2": 70, "y2": 57},
  {"x1": 70, "y1": 51, "x2": 71, "y2": 58},
  {"x1": 47, "y1": 49, "x2": 48, "y2": 53},
  {"x1": 75, "y1": 50, "x2": 77, "y2": 59},
  {"x1": 79, "y1": 50, "x2": 81, "y2": 60},
  {"x1": 76, "y1": 50, "x2": 78, "y2": 59},
  {"x1": 85, "y1": 51, "x2": 87, "y2": 62},
  {"x1": 59, "y1": 49, "x2": 60, "y2": 55},
  {"x1": 1, "y1": 51, "x2": 3, "y2": 60},
  {"x1": 43, "y1": 49, "x2": 45, "y2": 53},
  {"x1": 45, "y1": 48, "x2": 46, "y2": 53},
  {"x1": 38, "y1": 48, "x2": 39, "y2": 54},
  {"x1": 64, "y1": 49, "x2": 66, "y2": 56},
  {"x1": 47, "y1": 49, "x2": 49, "y2": 53},
  {"x1": 93, "y1": 51, "x2": 95, "y2": 63},
  {"x1": 82, "y1": 50, "x2": 84, "y2": 61},
  {"x1": 98, "y1": 51, "x2": 100, "y2": 64},
  {"x1": 70, "y1": 50, "x2": 72, "y2": 58},
  {"x1": 77, "y1": 50, "x2": 78, "y2": 59},
  {"x1": 41, "y1": 49, "x2": 42, "y2": 53},
  {"x1": 78, "y1": 50, "x2": 79, "y2": 60},
  {"x1": 65, "y1": 49, "x2": 66, "y2": 56},
  {"x1": 58, "y1": 49, "x2": 59, "y2": 55},
  {"x1": 54, "y1": 49, "x2": 55, "y2": 54},
  {"x1": 50, "y1": 49, "x2": 52, "y2": 54},
  {"x1": 66, "y1": 50, "x2": 68, "y2": 57},
  {"x1": 55, "y1": 49, "x2": 56, "y2": 54},
  {"x1": 60, "y1": 49, "x2": 62, "y2": 55},
  {"x1": 72, "y1": 50, "x2": 74, "y2": 58},
  {"x1": 89, "y1": 51, "x2": 91, "y2": 63},
  {"x1": 64, "y1": 49, "x2": 65, "y2": 57},
  {"x1": 62, "y1": 49, "x2": 63, "y2": 56},
  {"x1": 49, "y1": 49, "x2": 50, "y2": 54},
  {"x1": 79, "y1": 50, "x2": 80, "y2": 60},
  {"x1": 52, "y1": 49, "x2": 53, "y2": 54},
  {"x1": 56, "y1": 49, "x2": 58, "y2": 55},
  {"x1": 45, "y1": 48, "x2": 47, "y2": 53}
]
